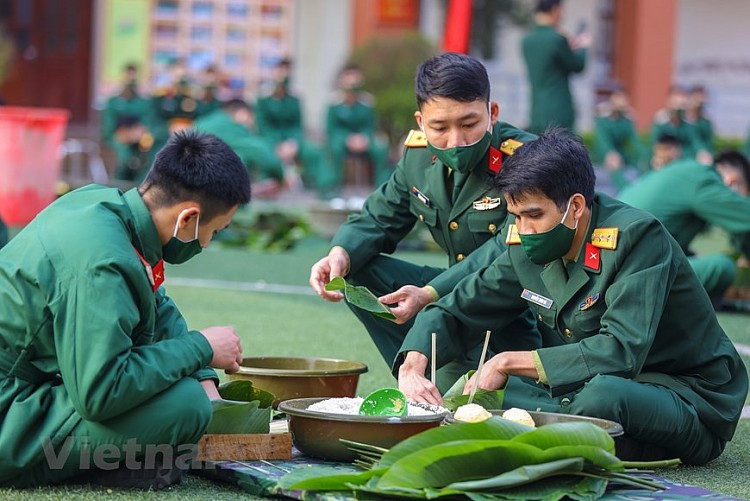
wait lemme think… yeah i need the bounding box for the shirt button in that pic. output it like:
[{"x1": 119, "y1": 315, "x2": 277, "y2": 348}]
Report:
[
  {"x1": 561, "y1": 397, "x2": 571, "y2": 406},
  {"x1": 538, "y1": 314, "x2": 543, "y2": 322},
  {"x1": 456, "y1": 253, "x2": 465, "y2": 261},
  {"x1": 564, "y1": 328, "x2": 573, "y2": 338},
  {"x1": 449, "y1": 221, "x2": 459, "y2": 231},
  {"x1": 419, "y1": 214, "x2": 425, "y2": 222},
  {"x1": 488, "y1": 223, "x2": 497, "y2": 234}
]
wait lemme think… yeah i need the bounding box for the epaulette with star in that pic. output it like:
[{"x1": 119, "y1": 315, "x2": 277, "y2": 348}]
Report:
[
  {"x1": 499, "y1": 138, "x2": 523, "y2": 156},
  {"x1": 505, "y1": 224, "x2": 521, "y2": 245},
  {"x1": 403, "y1": 129, "x2": 428, "y2": 148},
  {"x1": 591, "y1": 227, "x2": 618, "y2": 250}
]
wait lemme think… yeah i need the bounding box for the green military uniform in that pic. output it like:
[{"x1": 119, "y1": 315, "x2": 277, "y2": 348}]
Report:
[
  {"x1": 400, "y1": 193, "x2": 747, "y2": 465},
  {"x1": 687, "y1": 114, "x2": 714, "y2": 154},
  {"x1": 149, "y1": 86, "x2": 200, "y2": 158},
  {"x1": 331, "y1": 123, "x2": 540, "y2": 391},
  {"x1": 0, "y1": 186, "x2": 215, "y2": 486},
  {"x1": 101, "y1": 91, "x2": 154, "y2": 181},
  {"x1": 195, "y1": 92, "x2": 222, "y2": 118},
  {"x1": 0, "y1": 217, "x2": 7, "y2": 248},
  {"x1": 742, "y1": 127, "x2": 750, "y2": 159},
  {"x1": 256, "y1": 91, "x2": 331, "y2": 191},
  {"x1": 594, "y1": 110, "x2": 643, "y2": 191},
  {"x1": 193, "y1": 109, "x2": 284, "y2": 182},
  {"x1": 619, "y1": 160, "x2": 750, "y2": 297},
  {"x1": 649, "y1": 109, "x2": 706, "y2": 162},
  {"x1": 325, "y1": 94, "x2": 390, "y2": 193},
  {"x1": 521, "y1": 24, "x2": 586, "y2": 133}
]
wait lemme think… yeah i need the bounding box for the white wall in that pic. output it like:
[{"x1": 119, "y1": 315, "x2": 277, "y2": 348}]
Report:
[{"x1": 674, "y1": 0, "x2": 750, "y2": 138}]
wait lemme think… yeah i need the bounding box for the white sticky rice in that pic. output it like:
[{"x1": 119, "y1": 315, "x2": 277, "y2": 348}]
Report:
[{"x1": 307, "y1": 397, "x2": 447, "y2": 416}]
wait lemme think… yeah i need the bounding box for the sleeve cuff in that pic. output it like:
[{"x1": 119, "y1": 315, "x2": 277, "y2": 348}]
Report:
[
  {"x1": 532, "y1": 350, "x2": 548, "y2": 385},
  {"x1": 424, "y1": 285, "x2": 440, "y2": 302}
]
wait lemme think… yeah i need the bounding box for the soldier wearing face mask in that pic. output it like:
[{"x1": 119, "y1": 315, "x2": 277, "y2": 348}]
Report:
[
  {"x1": 398, "y1": 130, "x2": 747, "y2": 467},
  {"x1": 649, "y1": 85, "x2": 712, "y2": 166},
  {"x1": 310, "y1": 53, "x2": 540, "y2": 391},
  {"x1": 0, "y1": 131, "x2": 251, "y2": 488}
]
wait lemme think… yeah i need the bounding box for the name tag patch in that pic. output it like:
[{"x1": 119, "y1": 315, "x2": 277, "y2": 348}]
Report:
[{"x1": 521, "y1": 289, "x2": 554, "y2": 309}]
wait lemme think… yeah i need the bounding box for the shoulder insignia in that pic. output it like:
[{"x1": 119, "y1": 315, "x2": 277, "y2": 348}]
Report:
[
  {"x1": 591, "y1": 227, "x2": 619, "y2": 250},
  {"x1": 505, "y1": 224, "x2": 521, "y2": 245},
  {"x1": 499, "y1": 138, "x2": 523, "y2": 156},
  {"x1": 404, "y1": 129, "x2": 428, "y2": 148}
]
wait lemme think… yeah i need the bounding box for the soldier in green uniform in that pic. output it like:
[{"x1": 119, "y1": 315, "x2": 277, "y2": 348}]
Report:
[
  {"x1": 522, "y1": 0, "x2": 589, "y2": 134},
  {"x1": 101, "y1": 64, "x2": 155, "y2": 182},
  {"x1": 0, "y1": 130, "x2": 251, "y2": 487},
  {"x1": 195, "y1": 65, "x2": 224, "y2": 118},
  {"x1": 398, "y1": 130, "x2": 747, "y2": 465},
  {"x1": 685, "y1": 84, "x2": 715, "y2": 154},
  {"x1": 310, "y1": 53, "x2": 539, "y2": 391},
  {"x1": 193, "y1": 99, "x2": 286, "y2": 198},
  {"x1": 149, "y1": 59, "x2": 200, "y2": 155},
  {"x1": 256, "y1": 58, "x2": 331, "y2": 195},
  {"x1": 324, "y1": 64, "x2": 391, "y2": 195},
  {"x1": 594, "y1": 86, "x2": 643, "y2": 192},
  {"x1": 649, "y1": 85, "x2": 712, "y2": 166},
  {"x1": 619, "y1": 149, "x2": 750, "y2": 300}
]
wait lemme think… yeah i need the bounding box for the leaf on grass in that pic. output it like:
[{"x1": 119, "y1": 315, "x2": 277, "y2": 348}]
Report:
[
  {"x1": 218, "y1": 380, "x2": 275, "y2": 409},
  {"x1": 206, "y1": 399, "x2": 272, "y2": 434},
  {"x1": 278, "y1": 466, "x2": 385, "y2": 491},
  {"x1": 325, "y1": 276, "x2": 396, "y2": 319}
]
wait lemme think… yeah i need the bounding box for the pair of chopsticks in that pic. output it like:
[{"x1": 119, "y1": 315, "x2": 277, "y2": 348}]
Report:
[{"x1": 431, "y1": 330, "x2": 492, "y2": 405}]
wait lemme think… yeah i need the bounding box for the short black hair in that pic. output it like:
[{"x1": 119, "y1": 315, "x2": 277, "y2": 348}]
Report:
[
  {"x1": 655, "y1": 133, "x2": 682, "y2": 149},
  {"x1": 494, "y1": 128, "x2": 595, "y2": 209},
  {"x1": 415, "y1": 52, "x2": 490, "y2": 109},
  {"x1": 715, "y1": 150, "x2": 750, "y2": 187},
  {"x1": 536, "y1": 0, "x2": 562, "y2": 13},
  {"x1": 140, "y1": 130, "x2": 251, "y2": 221},
  {"x1": 221, "y1": 98, "x2": 253, "y2": 114}
]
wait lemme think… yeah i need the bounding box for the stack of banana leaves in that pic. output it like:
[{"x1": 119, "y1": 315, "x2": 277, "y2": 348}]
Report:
[{"x1": 278, "y1": 416, "x2": 679, "y2": 500}]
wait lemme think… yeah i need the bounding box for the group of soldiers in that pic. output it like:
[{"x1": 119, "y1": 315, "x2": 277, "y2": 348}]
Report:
[{"x1": 101, "y1": 58, "x2": 391, "y2": 200}]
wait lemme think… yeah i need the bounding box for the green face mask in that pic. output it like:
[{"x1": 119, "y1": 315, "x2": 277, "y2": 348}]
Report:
[
  {"x1": 162, "y1": 211, "x2": 203, "y2": 264},
  {"x1": 518, "y1": 199, "x2": 577, "y2": 265},
  {"x1": 425, "y1": 106, "x2": 493, "y2": 174}
]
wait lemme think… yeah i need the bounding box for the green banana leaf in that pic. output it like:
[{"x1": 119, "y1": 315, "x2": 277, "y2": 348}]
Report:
[
  {"x1": 377, "y1": 440, "x2": 544, "y2": 489},
  {"x1": 442, "y1": 370, "x2": 504, "y2": 411},
  {"x1": 444, "y1": 457, "x2": 584, "y2": 491},
  {"x1": 277, "y1": 466, "x2": 385, "y2": 491},
  {"x1": 218, "y1": 380, "x2": 276, "y2": 409},
  {"x1": 541, "y1": 445, "x2": 622, "y2": 471},
  {"x1": 512, "y1": 421, "x2": 616, "y2": 454},
  {"x1": 205, "y1": 380, "x2": 274, "y2": 434},
  {"x1": 325, "y1": 276, "x2": 396, "y2": 319},
  {"x1": 450, "y1": 475, "x2": 607, "y2": 500},
  {"x1": 378, "y1": 417, "x2": 533, "y2": 468}
]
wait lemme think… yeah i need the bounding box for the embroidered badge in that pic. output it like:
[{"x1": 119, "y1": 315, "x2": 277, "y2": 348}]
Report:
[
  {"x1": 499, "y1": 138, "x2": 523, "y2": 156},
  {"x1": 505, "y1": 224, "x2": 521, "y2": 245},
  {"x1": 579, "y1": 292, "x2": 600, "y2": 311},
  {"x1": 584, "y1": 242, "x2": 601, "y2": 271},
  {"x1": 403, "y1": 129, "x2": 428, "y2": 147},
  {"x1": 473, "y1": 196, "x2": 502, "y2": 211},
  {"x1": 521, "y1": 289, "x2": 554, "y2": 309},
  {"x1": 591, "y1": 227, "x2": 619, "y2": 250},
  {"x1": 489, "y1": 146, "x2": 502, "y2": 174}
]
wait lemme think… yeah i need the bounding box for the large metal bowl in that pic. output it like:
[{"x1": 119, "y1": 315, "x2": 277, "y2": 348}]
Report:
[
  {"x1": 496, "y1": 410, "x2": 624, "y2": 437},
  {"x1": 228, "y1": 357, "x2": 368, "y2": 408},
  {"x1": 279, "y1": 397, "x2": 449, "y2": 462}
]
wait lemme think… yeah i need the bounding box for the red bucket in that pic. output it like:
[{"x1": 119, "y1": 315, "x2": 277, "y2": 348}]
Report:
[{"x1": 0, "y1": 106, "x2": 70, "y2": 225}]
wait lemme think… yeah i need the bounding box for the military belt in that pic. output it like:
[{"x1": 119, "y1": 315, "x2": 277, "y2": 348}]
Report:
[{"x1": 0, "y1": 347, "x2": 59, "y2": 385}]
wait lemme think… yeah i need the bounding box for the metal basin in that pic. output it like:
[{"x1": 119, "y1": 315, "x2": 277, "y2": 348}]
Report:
[
  {"x1": 228, "y1": 357, "x2": 368, "y2": 408},
  {"x1": 279, "y1": 397, "x2": 448, "y2": 462},
  {"x1": 492, "y1": 410, "x2": 625, "y2": 437}
]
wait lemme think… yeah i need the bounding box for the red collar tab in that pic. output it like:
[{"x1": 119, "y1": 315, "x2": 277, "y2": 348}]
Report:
[
  {"x1": 584, "y1": 243, "x2": 601, "y2": 271},
  {"x1": 489, "y1": 146, "x2": 502, "y2": 174},
  {"x1": 133, "y1": 247, "x2": 165, "y2": 292}
]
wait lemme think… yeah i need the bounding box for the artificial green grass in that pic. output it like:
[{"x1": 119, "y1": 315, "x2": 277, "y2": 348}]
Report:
[{"x1": 1, "y1": 240, "x2": 748, "y2": 499}]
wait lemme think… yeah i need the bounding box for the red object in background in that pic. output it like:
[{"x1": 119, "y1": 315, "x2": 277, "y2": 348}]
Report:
[
  {"x1": 442, "y1": 0, "x2": 473, "y2": 53},
  {"x1": 0, "y1": 107, "x2": 70, "y2": 226}
]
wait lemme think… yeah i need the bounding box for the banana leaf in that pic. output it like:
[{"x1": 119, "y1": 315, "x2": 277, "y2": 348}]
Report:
[
  {"x1": 218, "y1": 380, "x2": 276, "y2": 409},
  {"x1": 442, "y1": 370, "x2": 504, "y2": 411},
  {"x1": 206, "y1": 399, "x2": 272, "y2": 434},
  {"x1": 451, "y1": 475, "x2": 607, "y2": 500},
  {"x1": 512, "y1": 422, "x2": 616, "y2": 454},
  {"x1": 277, "y1": 466, "x2": 385, "y2": 491},
  {"x1": 378, "y1": 417, "x2": 533, "y2": 468},
  {"x1": 377, "y1": 439, "x2": 544, "y2": 489},
  {"x1": 325, "y1": 277, "x2": 396, "y2": 319},
  {"x1": 444, "y1": 457, "x2": 584, "y2": 491},
  {"x1": 541, "y1": 445, "x2": 622, "y2": 471}
]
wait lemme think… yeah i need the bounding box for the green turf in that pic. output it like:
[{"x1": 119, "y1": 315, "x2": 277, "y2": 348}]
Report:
[{"x1": 2, "y1": 237, "x2": 749, "y2": 499}]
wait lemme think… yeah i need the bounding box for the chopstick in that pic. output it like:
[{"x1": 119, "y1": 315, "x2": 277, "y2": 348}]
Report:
[
  {"x1": 467, "y1": 330, "x2": 492, "y2": 405},
  {"x1": 431, "y1": 332, "x2": 437, "y2": 384}
]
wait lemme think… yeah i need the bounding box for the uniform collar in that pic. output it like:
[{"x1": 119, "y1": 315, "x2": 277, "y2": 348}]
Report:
[{"x1": 123, "y1": 188, "x2": 163, "y2": 265}]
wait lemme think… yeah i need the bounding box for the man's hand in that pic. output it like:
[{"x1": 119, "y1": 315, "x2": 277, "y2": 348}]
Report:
[
  {"x1": 463, "y1": 354, "x2": 509, "y2": 395},
  {"x1": 398, "y1": 351, "x2": 442, "y2": 405},
  {"x1": 200, "y1": 326, "x2": 243, "y2": 374},
  {"x1": 346, "y1": 133, "x2": 370, "y2": 153},
  {"x1": 379, "y1": 286, "x2": 437, "y2": 324},
  {"x1": 604, "y1": 151, "x2": 623, "y2": 172},
  {"x1": 309, "y1": 246, "x2": 350, "y2": 302},
  {"x1": 276, "y1": 139, "x2": 299, "y2": 165}
]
